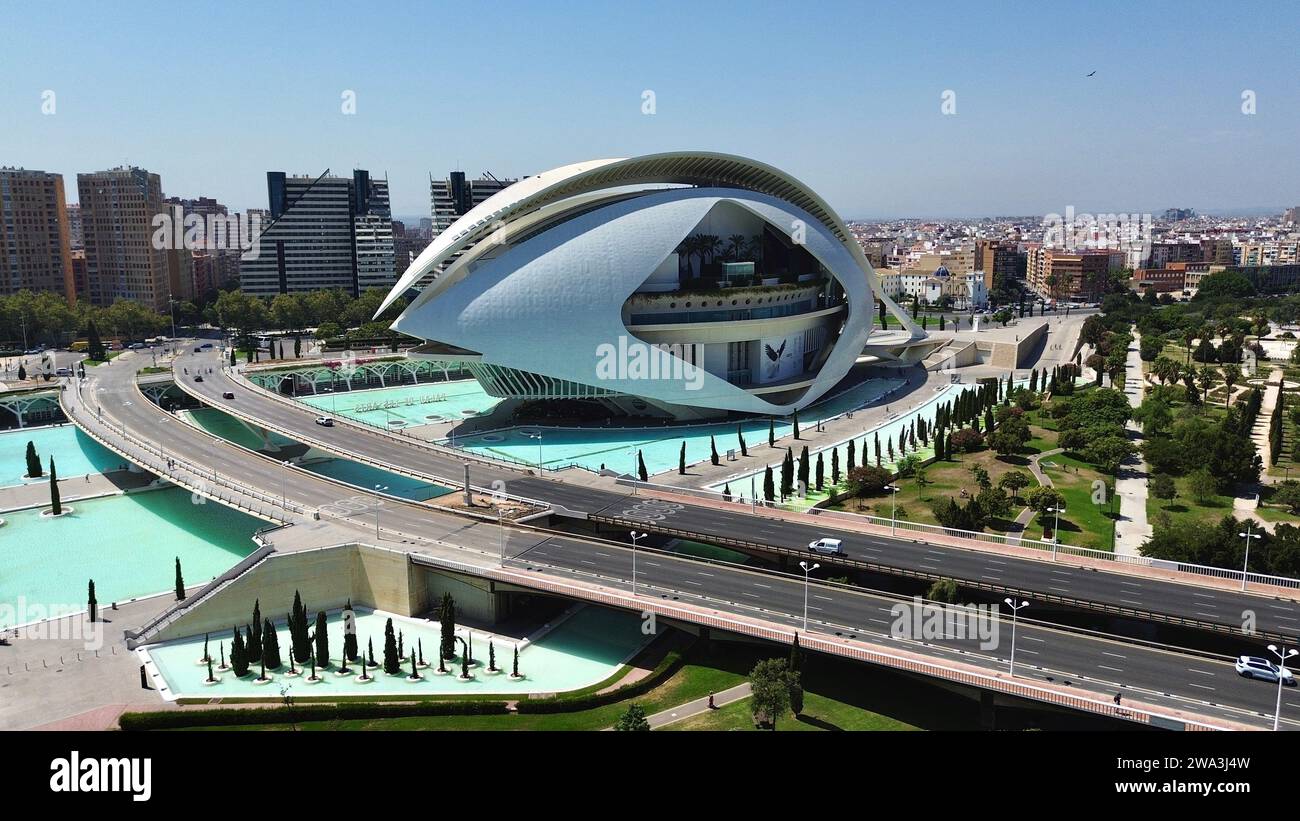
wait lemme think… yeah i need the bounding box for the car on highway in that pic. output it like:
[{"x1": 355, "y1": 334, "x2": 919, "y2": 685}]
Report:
[
  {"x1": 1235, "y1": 655, "x2": 1295, "y2": 685},
  {"x1": 194, "y1": 375, "x2": 204, "y2": 383},
  {"x1": 808, "y1": 537, "x2": 844, "y2": 556},
  {"x1": 200, "y1": 342, "x2": 214, "y2": 349},
  {"x1": 55, "y1": 367, "x2": 71, "y2": 377},
  {"x1": 222, "y1": 391, "x2": 235, "y2": 400},
  {"x1": 315, "y1": 416, "x2": 335, "y2": 427}
]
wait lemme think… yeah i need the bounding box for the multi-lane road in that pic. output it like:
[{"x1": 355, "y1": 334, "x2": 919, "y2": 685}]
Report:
[
  {"x1": 172, "y1": 348, "x2": 1300, "y2": 643},
  {"x1": 57, "y1": 346, "x2": 1300, "y2": 727}
]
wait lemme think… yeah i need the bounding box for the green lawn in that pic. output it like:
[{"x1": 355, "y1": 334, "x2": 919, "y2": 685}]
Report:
[
  {"x1": 663, "y1": 691, "x2": 919, "y2": 731},
  {"x1": 82, "y1": 351, "x2": 123, "y2": 366},
  {"x1": 1037, "y1": 453, "x2": 1117, "y2": 550}
]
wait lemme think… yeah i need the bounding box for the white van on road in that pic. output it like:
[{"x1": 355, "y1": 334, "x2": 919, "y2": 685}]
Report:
[{"x1": 808, "y1": 538, "x2": 844, "y2": 555}]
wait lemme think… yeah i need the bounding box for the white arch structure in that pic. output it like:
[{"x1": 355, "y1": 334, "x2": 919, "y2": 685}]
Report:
[{"x1": 381, "y1": 151, "x2": 925, "y2": 418}]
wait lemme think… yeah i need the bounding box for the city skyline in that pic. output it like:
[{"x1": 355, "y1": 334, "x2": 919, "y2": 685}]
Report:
[{"x1": 2, "y1": 0, "x2": 1297, "y2": 219}]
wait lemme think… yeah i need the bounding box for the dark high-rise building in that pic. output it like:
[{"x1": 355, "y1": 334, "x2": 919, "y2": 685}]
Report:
[{"x1": 241, "y1": 170, "x2": 395, "y2": 297}]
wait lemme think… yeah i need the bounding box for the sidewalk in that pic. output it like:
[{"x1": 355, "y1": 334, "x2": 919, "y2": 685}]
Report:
[
  {"x1": 1114, "y1": 331, "x2": 1152, "y2": 556},
  {"x1": 645, "y1": 682, "x2": 752, "y2": 729}
]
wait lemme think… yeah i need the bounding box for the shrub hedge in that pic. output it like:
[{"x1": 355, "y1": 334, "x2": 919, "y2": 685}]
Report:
[{"x1": 119, "y1": 698, "x2": 509, "y2": 730}]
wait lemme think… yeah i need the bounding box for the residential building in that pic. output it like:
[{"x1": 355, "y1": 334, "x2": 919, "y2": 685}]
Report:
[
  {"x1": 77, "y1": 166, "x2": 174, "y2": 311},
  {"x1": 1026, "y1": 246, "x2": 1123, "y2": 301},
  {"x1": 0, "y1": 167, "x2": 75, "y2": 300}
]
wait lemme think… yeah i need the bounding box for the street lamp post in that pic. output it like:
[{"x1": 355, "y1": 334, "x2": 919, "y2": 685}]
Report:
[
  {"x1": 630, "y1": 531, "x2": 647, "y2": 596},
  {"x1": 1003, "y1": 598, "x2": 1028, "y2": 677},
  {"x1": 525, "y1": 431, "x2": 543, "y2": 473},
  {"x1": 1268, "y1": 644, "x2": 1297, "y2": 731},
  {"x1": 799, "y1": 561, "x2": 820, "y2": 632},
  {"x1": 1240, "y1": 524, "x2": 1262, "y2": 591},
  {"x1": 884, "y1": 484, "x2": 900, "y2": 535},
  {"x1": 373, "y1": 484, "x2": 388, "y2": 540},
  {"x1": 1047, "y1": 505, "x2": 1066, "y2": 559}
]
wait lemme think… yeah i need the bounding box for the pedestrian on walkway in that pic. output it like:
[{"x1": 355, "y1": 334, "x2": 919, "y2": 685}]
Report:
[
  {"x1": 708, "y1": 691, "x2": 716, "y2": 710},
  {"x1": 1113, "y1": 692, "x2": 1122, "y2": 706}
]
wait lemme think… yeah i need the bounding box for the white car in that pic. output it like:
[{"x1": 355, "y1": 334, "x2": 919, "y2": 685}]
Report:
[
  {"x1": 315, "y1": 416, "x2": 335, "y2": 427},
  {"x1": 808, "y1": 538, "x2": 844, "y2": 556},
  {"x1": 1235, "y1": 655, "x2": 1295, "y2": 685}
]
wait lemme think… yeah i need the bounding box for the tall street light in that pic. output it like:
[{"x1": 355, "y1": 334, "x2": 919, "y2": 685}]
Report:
[
  {"x1": 525, "y1": 431, "x2": 543, "y2": 473},
  {"x1": 630, "y1": 531, "x2": 647, "y2": 596},
  {"x1": 1239, "y1": 523, "x2": 1262, "y2": 591},
  {"x1": 1003, "y1": 598, "x2": 1029, "y2": 678},
  {"x1": 1268, "y1": 644, "x2": 1297, "y2": 732},
  {"x1": 884, "y1": 484, "x2": 901, "y2": 535},
  {"x1": 799, "y1": 561, "x2": 820, "y2": 632},
  {"x1": 373, "y1": 484, "x2": 388, "y2": 540},
  {"x1": 1046, "y1": 504, "x2": 1066, "y2": 559}
]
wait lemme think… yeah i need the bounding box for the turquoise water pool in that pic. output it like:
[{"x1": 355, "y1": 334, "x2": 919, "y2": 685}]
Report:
[
  {"x1": 181, "y1": 408, "x2": 450, "y2": 501},
  {"x1": 0, "y1": 487, "x2": 261, "y2": 610},
  {"x1": 0, "y1": 425, "x2": 120, "y2": 487},
  {"x1": 297, "y1": 379, "x2": 501, "y2": 428},
  {"x1": 455, "y1": 377, "x2": 907, "y2": 475},
  {"x1": 147, "y1": 605, "x2": 648, "y2": 698}
]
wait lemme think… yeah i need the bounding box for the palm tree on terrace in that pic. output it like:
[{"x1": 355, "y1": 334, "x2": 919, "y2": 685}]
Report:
[
  {"x1": 1182, "y1": 327, "x2": 1197, "y2": 364},
  {"x1": 726, "y1": 234, "x2": 747, "y2": 262},
  {"x1": 1197, "y1": 365, "x2": 1214, "y2": 403},
  {"x1": 1221, "y1": 363, "x2": 1242, "y2": 408}
]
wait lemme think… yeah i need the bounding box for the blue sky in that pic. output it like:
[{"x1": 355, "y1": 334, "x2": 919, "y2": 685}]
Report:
[{"x1": 2, "y1": 0, "x2": 1297, "y2": 219}]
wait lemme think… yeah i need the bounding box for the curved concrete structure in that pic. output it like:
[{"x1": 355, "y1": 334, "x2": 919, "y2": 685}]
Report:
[{"x1": 383, "y1": 151, "x2": 924, "y2": 418}]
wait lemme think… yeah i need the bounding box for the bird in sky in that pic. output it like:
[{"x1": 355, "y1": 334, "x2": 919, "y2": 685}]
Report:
[{"x1": 1086, "y1": 70, "x2": 1097, "y2": 77}]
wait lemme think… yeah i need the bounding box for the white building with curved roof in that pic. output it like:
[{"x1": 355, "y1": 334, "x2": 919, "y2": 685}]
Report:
[{"x1": 381, "y1": 151, "x2": 926, "y2": 420}]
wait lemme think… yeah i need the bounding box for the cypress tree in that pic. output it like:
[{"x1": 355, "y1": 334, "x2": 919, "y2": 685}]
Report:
[
  {"x1": 847, "y1": 439, "x2": 856, "y2": 472},
  {"x1": 383, "y1": 618, "x2": 400, "y2": 675},
  {"x1": 87, "y1": 579, "x2": 97, "y2": 622},
  {"x1": 887, "y1": 441, "x2": 895, "y2": 462},
  {"x1": 24, "y1": 440, "x2": 41, "y2": 478},
  {"x1": 678, "y1": 441, "x2": 686, "y2": 475},
  {"x1": 815, "y1": 452, "x2": 824, "y2": 491},
  {"x1": 637, "y1": 451, "x2": 647, "y2": 482},
  {"x1": 343, "y1": 600, "x2": 358, "y2": 661},
  {"x1": 722, "y1": 483, "x2": 731, "y2": 502},
  {"x1": 231, "y1": 627, "x2": 249, "y2": 677},
  {"x1": 512, "y1": 645, "x2": 520, "y2": 678},
  {"x1": 792, "y1": 412, "x2": 800, "y2": 440},
  {"x1": 762, "y1": 465, "x2": 775, "y2": 502},
  {"x1": 291, "y1": 591, "x2": 310, "y2": 664},
  {"x1": 797, "y1": 446, "x2": 809, "y2": 493},
  {"x1": 768, "y1": 418, "x2": 775, "y2": 447},
  {"x1": 411, "y1": 650, "x2": 419, "y2": 679},
  {"x1": 418, "y1": 638, "x2": 424, "y2": 666},
  {"x1": 314, "y1": 611, "x2": 329, "y2": 668},
  {"x1": 48, "y1": 457, "x2": 60, "y2": 515},
  {"x1": 174, "y1": 557, "x2": 185, "y2": 601},
  {"x1": 249, "y1": 599, "x2": 263, "y2": 660},
  {"x1": 87, "y1": 318, "x2": 105, "y2": 361},
  {"x1": 206, "y1": 655, "x2": 215, "y2": 683},
  {"x1": 710, "y1": 436, "x2": 719, "y2": 466},
  {"x1": 263, "y1": 619, "x2": 281, "y2": 668},
  {"x1": 737, "y1": 424, "x2": 747, "y2": 457},
  {"x1": 489, "y1": 641, "x2": 497, "y2": 672},
  {"x1": 202, "y1": 633, "x2": 210, "y2": 663},
  {"x1": 780, "y1": 448, "x2": 794, "y2": 498},
  {"x1": 367, "y1": 638, "x2": 376, "y2": 668},
  {"x1": 831, "y1": 447, "x2": 840, "y2": 485},
  {"x1": 790, "y1": 633, "x2": 804, "y2": 673},
  {"x1": 439, "y1": 592, "x2": 457, "y2": 660}
]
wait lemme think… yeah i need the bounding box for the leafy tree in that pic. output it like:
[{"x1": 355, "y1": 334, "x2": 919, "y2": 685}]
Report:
[
  {"x1": 844, "y1": 465, "x2": 893, "y2": 497},
  {"x1": 987, "y1": 415, "x2": 1030, "y2": 456},
  {"x1": 1187, "y1": 467, "x2": 1218, "y2": 504},
  {"x1": 1271, "y1": 482, "x2": 1300, "y2": 515},
  {"x1": 749, "y1": 658, "x2": 796, "y2": 730},
  {"x1": 1150, "y1": 473, "x2": 1177, "y2": 505},
  {"x1": 927, "y1": 578, "x2": 959, "y2": 603},
  {"x1": 1082, "y1": 435, "x2": 1136, "y2": 474},
  {"x1": 613, "y1": 704, "x2": 651, "y2": 731},
  {"x1": 998, "y1": 471, "x2": 1032, "y2": 500}
]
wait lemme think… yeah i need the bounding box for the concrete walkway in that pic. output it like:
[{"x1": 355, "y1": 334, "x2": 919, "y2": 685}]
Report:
[
  {"x1": 1006, "y1": 448, "x2": 1063, "y2": 542},
  {"x1": 1114, "y1": 331, "x2": 1152, "y2": 556},
  {"x1": 645, "y1": 682, "x2": 752, "y2": 729}
]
